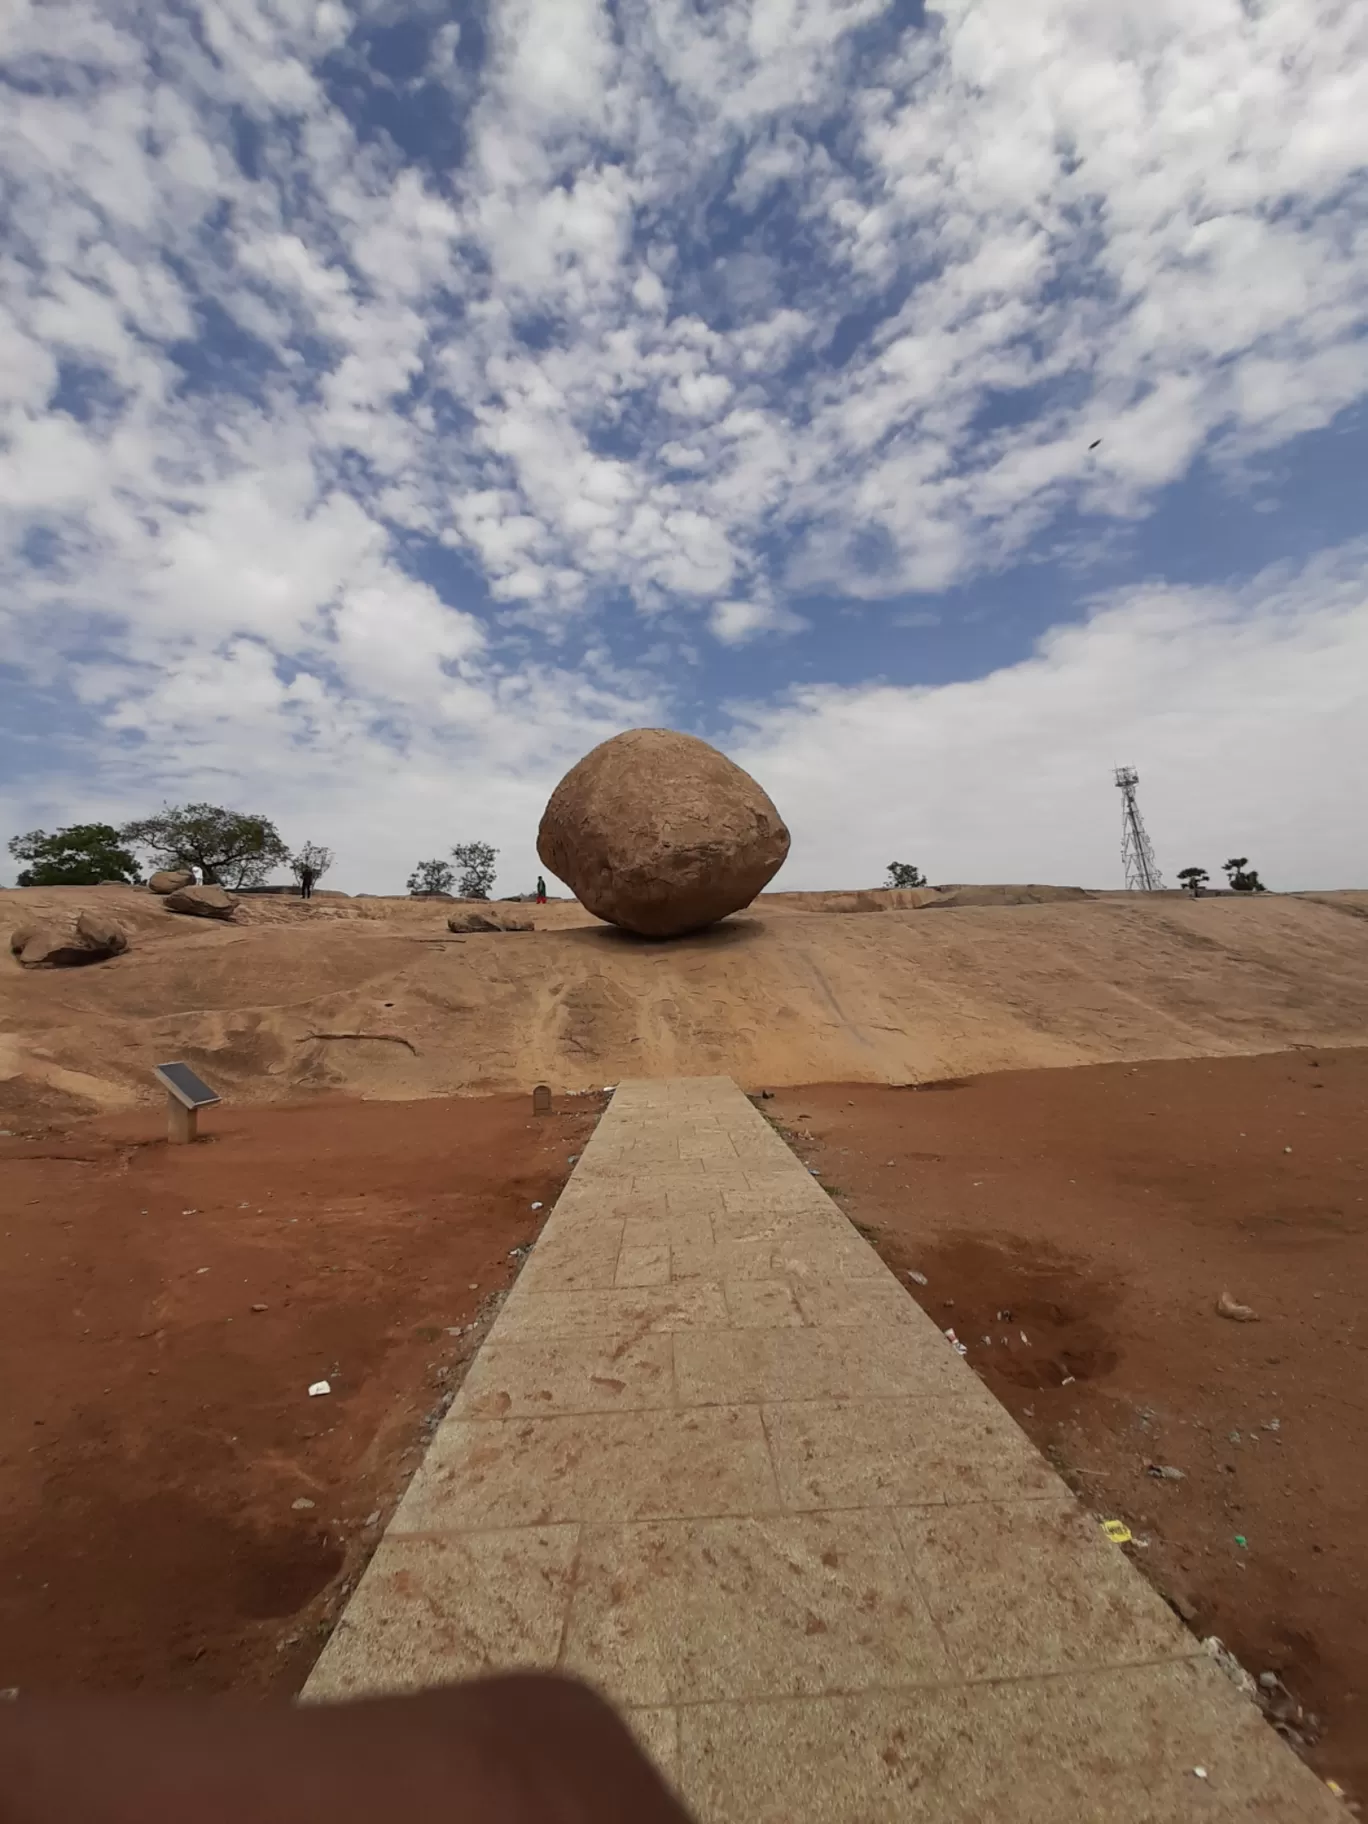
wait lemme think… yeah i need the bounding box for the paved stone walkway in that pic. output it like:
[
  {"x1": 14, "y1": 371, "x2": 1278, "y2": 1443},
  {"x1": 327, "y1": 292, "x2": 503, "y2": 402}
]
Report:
[{"x1": 305, "y1": 1077, "x2": 1337, "y2": 1821}]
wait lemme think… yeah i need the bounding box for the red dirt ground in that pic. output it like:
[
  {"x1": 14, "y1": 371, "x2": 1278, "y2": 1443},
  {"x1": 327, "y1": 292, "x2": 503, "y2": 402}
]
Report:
[
  {"x1": 0, "y1": 1091, "x2": 605, "y2": 1698},
  {"x1": 769, "y1": 1047, "x2": 1368, "y2": 1799}
]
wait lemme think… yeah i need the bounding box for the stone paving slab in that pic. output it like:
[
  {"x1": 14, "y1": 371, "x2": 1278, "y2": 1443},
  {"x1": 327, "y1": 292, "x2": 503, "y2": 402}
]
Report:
[
  {"x1": 304, "y1": 1075, "x2": 1339, "y2": 1821},
  {"x1": 676, "y1": 1660, "x2": 1328, "y2": 1823}
]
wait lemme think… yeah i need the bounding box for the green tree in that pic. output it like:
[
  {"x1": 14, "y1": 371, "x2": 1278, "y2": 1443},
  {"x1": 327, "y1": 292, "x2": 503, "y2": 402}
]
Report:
[
  {"x1": 1223, "y1": 857, "x2": 1267, "y2": 893},
  {"x1": 451, "y1": 840, "x2": 498, "y2": 899},
  {"x1": 121, "y1": 803, "x2": 290, "y2": 888},
  {"x1": 7, "y1": 823, "x2": 142, "y2": 887},
  {"x1": 1176, "y1": 866, "x2": 1209, "y2": 896},
  {"x1": 885, "y1": 862, "x2": 926, "y2": 889},
  {"x1": 407, "y1": 858, "x2": 455, "y2": 896},
  {"x1": 290, "y1": 841, "x2": 334, "y2": 899}
]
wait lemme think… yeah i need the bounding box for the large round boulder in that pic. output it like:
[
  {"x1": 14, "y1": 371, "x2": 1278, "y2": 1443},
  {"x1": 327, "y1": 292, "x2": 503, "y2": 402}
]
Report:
[
  {"x1": 537, "y1": 729, "x2": 790, "y2": 937},
  {"x1": 164, "y1": 884, "x2": 237, "y2": 920},
  {"x1": 149, "y1": 868, "x2": 196, "y2": 895}
]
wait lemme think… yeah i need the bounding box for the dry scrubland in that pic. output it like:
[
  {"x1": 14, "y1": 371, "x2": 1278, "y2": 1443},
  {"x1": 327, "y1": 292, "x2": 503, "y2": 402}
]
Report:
[{"x1": 2, "y1": 881, "x2": 1367, "y2": 1119}]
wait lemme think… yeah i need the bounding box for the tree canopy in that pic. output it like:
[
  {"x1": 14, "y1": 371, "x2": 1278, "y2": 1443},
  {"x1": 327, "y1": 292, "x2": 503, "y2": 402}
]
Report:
[
  {"x1": 885, "y1": 861, "x2": 926, "y2": 889},
  {"x1": 290, "y1": 842, "x2": 334, "y2": 890},
  {"x1": 1223, "y1": 857, "x2": 1267, "y2": 893},
  {"x1": 407, "y1": 857, "x2": 455, "y2": 896},
  {"x1": 452, "y1": 840, "x2": 498, "y2": 900},
  {"x1": 121, "y1": 804, "x2": 290, "y2": 888},
  {"x1": 7, "y1": 823, "x2": 142, "y2": 887}
]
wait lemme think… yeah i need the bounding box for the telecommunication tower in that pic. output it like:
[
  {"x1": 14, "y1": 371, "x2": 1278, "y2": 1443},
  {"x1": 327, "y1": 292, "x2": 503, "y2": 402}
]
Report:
[{"x1": 1114, "y1": 766, "x2": 1163, "y2": 891}]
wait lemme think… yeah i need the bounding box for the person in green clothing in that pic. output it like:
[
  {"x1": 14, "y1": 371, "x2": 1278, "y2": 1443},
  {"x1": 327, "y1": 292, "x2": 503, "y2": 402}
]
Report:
[{"x1": 536, "y1": 875, "x2": 547, "y2": 904}]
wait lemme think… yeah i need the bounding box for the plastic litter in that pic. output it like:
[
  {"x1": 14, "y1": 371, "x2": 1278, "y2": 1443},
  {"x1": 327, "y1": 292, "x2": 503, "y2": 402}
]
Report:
[
  {"x1": 291, "y1": 1497, "x2": 315, "y2": 1511},
  {"x1": 307, "y1": 1380, "x2": 331, "y2": 1397},
  {"x1": 1101, "y1": 1519, "x2": 1132, "y2": 1544},
  {"x1": 1203, "y1": 1635, "x2": 1258, "y2": 1698},
  {"x1": 530, "y1": 1201, "x2": 543, "y2": 1211},
  {"x1": 1020, "y1": 1330, "x2": 1029, "y2": 1344},
  {"x1": 1061, "y1": 1374, "x2": 1076, "y2": 1386},
  {"x1": 1217, "y1": 1290, "x2": 1258, "y2": 1322},
  {"x1": 1192, "y1": 1768, "x2": 1208, "y2": 1780},
  {"x1": 1234, "y1": 1534, "x2": 1248, "y2": 1549},
  {"x1": 944, "y1": 1328, "x2": 968, "y2": 1357},
  {"x1": 1147, "y1": 1464, "x2": 1186, "y2": 1481},
  {"x1": 906, "y1": 1270, "x2": 928, "y2": 1285}
]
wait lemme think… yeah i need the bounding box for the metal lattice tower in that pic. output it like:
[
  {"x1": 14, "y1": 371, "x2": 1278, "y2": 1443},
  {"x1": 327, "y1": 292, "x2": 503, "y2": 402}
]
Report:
[{"x1": 1114, "y1": 766, "x2": 1163, "y2": 891}]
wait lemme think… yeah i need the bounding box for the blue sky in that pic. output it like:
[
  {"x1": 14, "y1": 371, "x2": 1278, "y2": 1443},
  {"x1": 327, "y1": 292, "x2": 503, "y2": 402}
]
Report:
[{"x1": 2, "y1": 0, "x2": 1366, "y2": 895}]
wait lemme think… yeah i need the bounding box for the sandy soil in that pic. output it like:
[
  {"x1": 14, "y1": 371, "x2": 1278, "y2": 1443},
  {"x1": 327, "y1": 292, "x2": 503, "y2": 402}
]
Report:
[
  {"x1": 769, "y1": 1049, "x2": 1368, "y2": 1796},
  {"x1": 4, "y1": 883, "x2": 1367, "y2": 1115},
  {"x1": 0, "y1": 1091, "x2": 605, "y2": 1696}
]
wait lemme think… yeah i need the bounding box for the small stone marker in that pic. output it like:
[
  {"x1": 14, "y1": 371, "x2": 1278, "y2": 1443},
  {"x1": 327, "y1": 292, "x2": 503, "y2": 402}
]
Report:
[
  {"x1": 532, "y1": 1083, "x2": 551, "y2": 1115},
  {"x1": 153, "y1": 1061, "x2": 221, "y2": 1144}
]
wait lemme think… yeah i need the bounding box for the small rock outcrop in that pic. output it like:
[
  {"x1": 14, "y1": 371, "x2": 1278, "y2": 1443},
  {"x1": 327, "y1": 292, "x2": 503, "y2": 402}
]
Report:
[
  {"x1": 537, "y1": 728, "x2": 790, "y2": 938},
  {"x1": 149, "y1": 869, "x2": 196, "y2": 894},
  {"x1": 75, "y1": 910, "x2": 129, "y2": 955},
  {"x1": 13, "y1": 913, "x2": 128, "y2": 968},
  {"x1": 447, "y1": 908, "x2": 533, "y2": 934},
  {"x1": 164, "y1": 884, "x2": 237, "y2": 920}
]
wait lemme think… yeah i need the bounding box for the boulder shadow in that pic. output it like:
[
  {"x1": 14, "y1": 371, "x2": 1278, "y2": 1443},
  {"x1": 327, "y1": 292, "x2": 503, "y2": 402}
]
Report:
[{"x1": 566, "y1": 915, "x2": 766, "y2": 951}]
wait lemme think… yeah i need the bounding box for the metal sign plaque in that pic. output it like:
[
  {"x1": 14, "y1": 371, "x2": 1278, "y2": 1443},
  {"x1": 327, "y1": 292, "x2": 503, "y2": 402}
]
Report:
[{"x1": 153, "y1": 1062, "x2": 221, "y2": 1110}]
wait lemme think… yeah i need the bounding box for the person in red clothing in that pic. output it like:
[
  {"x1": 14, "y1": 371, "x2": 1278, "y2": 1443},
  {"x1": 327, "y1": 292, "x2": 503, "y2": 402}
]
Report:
[{"x1": 535, "y1": 874, "x2": 547, "y2": 904}]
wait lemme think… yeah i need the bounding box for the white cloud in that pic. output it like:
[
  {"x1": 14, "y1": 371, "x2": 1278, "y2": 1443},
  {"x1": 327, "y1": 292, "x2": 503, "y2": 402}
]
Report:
[
  {"x1": 2, "y1": 0, "x2": 1367, "y2": 896},
  {"x1": 731, "y1": 542, "x2": 1368, "y2": 891},
  {"x1": 330, "y1": 576, "x2": 486, "y2": 702},
  {"x1": 709, "y1": 597, "x2": 805, "y2": 645},
  {"x1": 658, "y1": 441, "x2": 707, "y2": 471},
  {"x1": 6, "y1": 539, "x2": 1361, "y2": 896}
]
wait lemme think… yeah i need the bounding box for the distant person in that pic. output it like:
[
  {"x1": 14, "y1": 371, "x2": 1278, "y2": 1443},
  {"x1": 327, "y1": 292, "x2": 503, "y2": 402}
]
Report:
[
  {"x1": 536, "y1": 875, "x2": 547, "y2": 904},
  {"x1": 298, "y1": 867, "x2": 318, "y2": 901}
]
